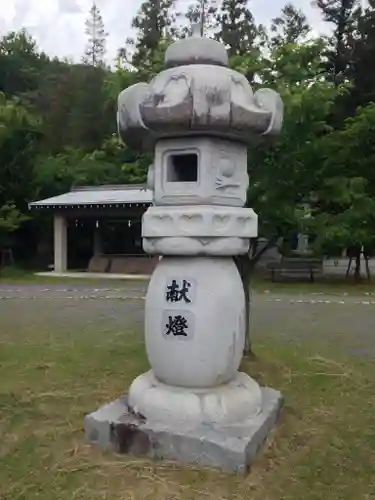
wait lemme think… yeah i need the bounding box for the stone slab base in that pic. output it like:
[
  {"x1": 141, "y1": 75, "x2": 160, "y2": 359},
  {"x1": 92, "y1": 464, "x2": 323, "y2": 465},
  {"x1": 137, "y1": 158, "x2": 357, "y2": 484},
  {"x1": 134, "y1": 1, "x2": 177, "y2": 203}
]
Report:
[{"x1": 84, "y1": 387, "x2": 283, "y2": 474}]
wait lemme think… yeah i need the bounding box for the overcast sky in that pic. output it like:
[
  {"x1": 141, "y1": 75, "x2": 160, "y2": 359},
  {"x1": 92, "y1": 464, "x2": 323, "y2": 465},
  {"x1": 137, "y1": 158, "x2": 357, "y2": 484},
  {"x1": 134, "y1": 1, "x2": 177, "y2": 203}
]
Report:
[{"x1": 0, "y1": 0, "x2": 335, "y2": 64}]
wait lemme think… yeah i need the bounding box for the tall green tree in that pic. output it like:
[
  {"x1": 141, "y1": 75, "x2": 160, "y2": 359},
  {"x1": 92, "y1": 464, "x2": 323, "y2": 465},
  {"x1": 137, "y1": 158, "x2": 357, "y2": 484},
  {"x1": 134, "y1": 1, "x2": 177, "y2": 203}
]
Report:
[
  {"x1": 215, "y1": 0, "x2": 266, "y2": 84},
  {"x1": 315, "y1": 0, "x2": 360, "y2": 84},
  {"x1": 0, "y1": 93, "x2": 40, "y2": 248},
  {"x1": 30, "y1": 61, "x2": 113, "y2": 153},
  {"x1": 82, "y1": 2, "x2": 108, "y2": 67},
  {"x1": 0, "y1": 30, "x2": 49, "y2": 98},
  {"x1": 242, "y1": 39, "x2": 342, "y2": 244},
  {"x1": 182, "y1": 0, "x2": 218, "y2": 35},
  {"x1": 32, "y1": 61, "x2": 77, "y2": 153},
  {"x1": 306, "y1": 102, "x2": 375, "y2": 277},
  {"x1": 348, "y1": 2, "x2": 375, "y2": 111},
  {"x1": 216, "y1": 0, "x2": 265, "y2": 57},
  {"x1": 231, "y1": 40, "x2": 341, "y2": 355},
  {"x1": 270, "y1": 3, "x2": 311, "y2": 48},
  {"x1": 129, "y1": 0, "x2": 175, "y2": 74},
  {"x1": 0, "y1": 203, "x2": 29, "y2": 252},
  {"x1": 68, "y1": 64, "x2": 114, "y2": 151}
]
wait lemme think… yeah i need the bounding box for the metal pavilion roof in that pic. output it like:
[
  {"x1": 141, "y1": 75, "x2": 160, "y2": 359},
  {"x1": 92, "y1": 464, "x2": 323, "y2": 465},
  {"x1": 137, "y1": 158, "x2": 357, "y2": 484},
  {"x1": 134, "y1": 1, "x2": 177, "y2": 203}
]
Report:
[{"x1": 29, "y1": 185, "x2": 153, "y2": 210}]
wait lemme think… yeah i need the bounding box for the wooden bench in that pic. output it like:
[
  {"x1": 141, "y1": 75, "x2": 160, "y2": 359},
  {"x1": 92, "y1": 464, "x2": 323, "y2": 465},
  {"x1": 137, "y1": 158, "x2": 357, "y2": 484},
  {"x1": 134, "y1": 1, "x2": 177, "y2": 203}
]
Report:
[{"x1": 267, "y1": 257, "x2": 323, "y2": 283}]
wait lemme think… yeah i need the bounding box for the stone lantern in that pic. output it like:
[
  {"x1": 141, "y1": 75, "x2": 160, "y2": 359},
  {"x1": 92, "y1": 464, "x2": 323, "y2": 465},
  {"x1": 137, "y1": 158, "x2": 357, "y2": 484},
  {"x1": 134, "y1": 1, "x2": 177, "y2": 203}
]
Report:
[{"x1": 85, "y1": 26, "x2": 284, "y2": 474}]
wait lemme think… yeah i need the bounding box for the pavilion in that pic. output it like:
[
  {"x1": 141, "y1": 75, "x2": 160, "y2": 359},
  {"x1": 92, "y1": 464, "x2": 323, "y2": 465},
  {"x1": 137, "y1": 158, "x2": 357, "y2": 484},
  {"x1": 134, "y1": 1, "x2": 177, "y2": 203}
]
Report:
[{"x1": 28, "y1": 185, "x2": 158, "y2": 275}]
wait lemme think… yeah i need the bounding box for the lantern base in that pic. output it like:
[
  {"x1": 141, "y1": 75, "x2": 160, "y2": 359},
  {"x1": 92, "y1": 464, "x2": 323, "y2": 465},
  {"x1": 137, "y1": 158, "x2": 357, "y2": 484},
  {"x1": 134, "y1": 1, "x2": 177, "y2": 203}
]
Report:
[
  {"x1": 128, "y1": 370, "x2": 262, "y2": 427},
  {"x1": 84, "y1": 385, "x2": 283, "y2": 474}
]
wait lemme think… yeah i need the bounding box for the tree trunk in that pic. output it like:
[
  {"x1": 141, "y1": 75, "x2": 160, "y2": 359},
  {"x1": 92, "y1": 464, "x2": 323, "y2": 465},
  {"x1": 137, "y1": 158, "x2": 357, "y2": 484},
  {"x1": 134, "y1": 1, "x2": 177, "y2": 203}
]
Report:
[
  {"x1": 234, "y1": 254, "x2": 253, "y2": 357},
  {"x1": 235, "y1": 233, "x2": 280, "y2": 359},
  {"x1": 354, "y1": 250, "x2": 361, "y2": 280},
  {"x1": 242, "y1": 261, "x2": 252, "y2": 357}
]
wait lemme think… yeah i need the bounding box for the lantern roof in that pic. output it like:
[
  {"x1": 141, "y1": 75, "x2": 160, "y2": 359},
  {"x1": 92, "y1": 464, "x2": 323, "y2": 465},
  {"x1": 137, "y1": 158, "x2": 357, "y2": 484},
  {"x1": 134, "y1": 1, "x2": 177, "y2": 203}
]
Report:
[{"x1": 117, "y1": 27, "x2": 284, "y2": 152}]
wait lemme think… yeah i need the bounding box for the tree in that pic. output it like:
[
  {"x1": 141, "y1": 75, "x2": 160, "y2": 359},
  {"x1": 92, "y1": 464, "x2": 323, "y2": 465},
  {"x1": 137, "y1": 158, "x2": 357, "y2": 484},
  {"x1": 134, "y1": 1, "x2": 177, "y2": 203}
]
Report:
[
  {"x1": 104, "y1": 59, "x2": 137, "y2": 103},
  {"x1": 248, "y1": 41, "x2": 342, "y2": 238},
  {"x1": 229, "y1": 39, "x2": 342, "y2": 356},
  {"x1": 181, "y1": 0, "x2": 218, "y2": 35},
  {"x1": 215, "y1": 0, "x2": 266, "y2": 84},
  {"x1": 315, "y1": 0, "x2": 360, "y2": 84},
  {"x1": 31, "y1": 61, "x2": 77, "y2": 153},
  {"x1": 30, "y1": 61, "x2": 113, "y2": 154},
  {"x1": 0, "y1": 93, "x2": 40, "y2": 254},
  {"x1": 82, "y1": 2, "x2": 108, "y2": 67},
  {"x1": 348, "y1": 2, "x2": 375, "y2": 112},
  {"x1": 308, "y1": 102, "x2": 375, "y2": 278},
  {"x1": 216, "y1": 0, "x2": 265, "y2": 57},
  {"x1": 69, "y1": 64, "x2": 115, "y2": 151},
  {"x1": 34, "y1": 141, "x2": 148, "y2": 202},
  {"x1": 129, "y1": 0, "x2": 175, "y2": 75},
  {"x1": 0, "y1": 30, "x2": 49, "y2": 98},
  {"x1": 0, "y1": 203, "x2": 29, "y2": 256},
  {"x1": 270, "y1": 3, "x2": 311, "y2": 48}
]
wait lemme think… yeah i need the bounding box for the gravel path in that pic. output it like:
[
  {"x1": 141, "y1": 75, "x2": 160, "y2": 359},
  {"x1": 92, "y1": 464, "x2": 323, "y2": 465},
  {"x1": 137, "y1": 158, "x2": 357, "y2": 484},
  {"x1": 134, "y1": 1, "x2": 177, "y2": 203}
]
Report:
[{"x1": 0, "y1": 283, "x2": 373, "y2": 358}]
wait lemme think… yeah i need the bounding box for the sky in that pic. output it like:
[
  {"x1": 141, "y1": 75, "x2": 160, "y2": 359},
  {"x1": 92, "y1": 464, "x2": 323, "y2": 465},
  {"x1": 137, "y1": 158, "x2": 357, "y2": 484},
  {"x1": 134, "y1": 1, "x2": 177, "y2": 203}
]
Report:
[{"x1": 0, "y1": 0, "x2": 344, "y2": 64}]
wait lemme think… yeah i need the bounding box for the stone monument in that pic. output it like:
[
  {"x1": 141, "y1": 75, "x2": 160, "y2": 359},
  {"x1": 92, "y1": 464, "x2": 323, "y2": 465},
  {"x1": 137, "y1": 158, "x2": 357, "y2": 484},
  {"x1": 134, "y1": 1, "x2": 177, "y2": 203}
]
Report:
[{"x1": 85, "y1": 25, "x2": 284, "y2": 474}]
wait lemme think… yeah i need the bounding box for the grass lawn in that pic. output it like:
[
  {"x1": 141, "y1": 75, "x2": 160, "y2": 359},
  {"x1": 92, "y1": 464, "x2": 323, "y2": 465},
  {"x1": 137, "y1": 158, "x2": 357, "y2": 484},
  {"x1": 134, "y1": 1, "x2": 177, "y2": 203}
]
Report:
[{"x1": 1, "y1": 313, "x2": 374, "y2": 500}]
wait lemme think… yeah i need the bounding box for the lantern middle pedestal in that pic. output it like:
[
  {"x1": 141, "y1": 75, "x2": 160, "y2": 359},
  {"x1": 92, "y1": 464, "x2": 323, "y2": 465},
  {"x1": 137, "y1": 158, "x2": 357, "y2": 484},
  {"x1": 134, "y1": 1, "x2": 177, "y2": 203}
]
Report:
[{"x1": 127, "y1": 256, "x2": 262, "y2": 428}]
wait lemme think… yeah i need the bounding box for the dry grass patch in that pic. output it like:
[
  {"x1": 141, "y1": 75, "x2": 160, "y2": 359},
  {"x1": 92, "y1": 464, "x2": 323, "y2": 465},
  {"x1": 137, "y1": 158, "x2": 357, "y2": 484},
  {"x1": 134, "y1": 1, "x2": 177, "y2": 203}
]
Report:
[{"x1": 1, "y1": 322, "x2": 375, "y2": 499}]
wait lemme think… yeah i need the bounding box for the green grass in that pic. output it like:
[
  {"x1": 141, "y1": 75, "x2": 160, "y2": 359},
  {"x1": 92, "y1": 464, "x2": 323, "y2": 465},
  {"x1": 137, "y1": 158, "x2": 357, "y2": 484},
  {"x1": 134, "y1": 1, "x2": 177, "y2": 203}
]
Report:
[{"x1": 1, "y1": 319, "x2": 374, "y2": 499}]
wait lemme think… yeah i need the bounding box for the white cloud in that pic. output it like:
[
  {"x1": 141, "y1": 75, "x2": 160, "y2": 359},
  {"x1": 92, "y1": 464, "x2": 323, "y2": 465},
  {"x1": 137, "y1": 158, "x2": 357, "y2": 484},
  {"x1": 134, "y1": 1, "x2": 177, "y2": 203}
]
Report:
[
  {"x1": 13, "y1": 0, "x2": 58, "y2": 26},
  {"x1": 0, "y1": 0, "x2": 329, "y2": 64},
  {"x1": 58, "y1": 0, "x2": 82, "y2": 14}
]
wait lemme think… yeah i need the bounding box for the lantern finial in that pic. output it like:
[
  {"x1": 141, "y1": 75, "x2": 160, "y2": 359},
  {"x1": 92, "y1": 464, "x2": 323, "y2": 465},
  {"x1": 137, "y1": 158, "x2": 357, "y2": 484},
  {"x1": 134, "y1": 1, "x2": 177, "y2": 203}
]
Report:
[{"x1": 191, "y1": 22, "x2": 201, "y2": 38}]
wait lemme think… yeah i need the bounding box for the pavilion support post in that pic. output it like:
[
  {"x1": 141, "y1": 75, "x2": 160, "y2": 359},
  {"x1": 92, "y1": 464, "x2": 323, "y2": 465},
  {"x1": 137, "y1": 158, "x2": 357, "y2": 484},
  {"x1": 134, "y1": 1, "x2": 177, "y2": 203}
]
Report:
[{"x1": 54, "y1": 214, "x2": 67, "y2": 273}]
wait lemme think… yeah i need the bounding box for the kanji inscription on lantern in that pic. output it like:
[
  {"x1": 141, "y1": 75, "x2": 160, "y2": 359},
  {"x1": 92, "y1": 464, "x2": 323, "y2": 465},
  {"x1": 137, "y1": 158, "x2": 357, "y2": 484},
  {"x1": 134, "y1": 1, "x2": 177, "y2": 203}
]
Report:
[
  {"x1": 162, "y1": 310, "x2": 194, "y2": 341},
  {"x1": 166, "y1": 315, "x2": 188, "y2": 336},
  {"x1": 165, "y1": 278, "x2": 195, "y2": 304}
]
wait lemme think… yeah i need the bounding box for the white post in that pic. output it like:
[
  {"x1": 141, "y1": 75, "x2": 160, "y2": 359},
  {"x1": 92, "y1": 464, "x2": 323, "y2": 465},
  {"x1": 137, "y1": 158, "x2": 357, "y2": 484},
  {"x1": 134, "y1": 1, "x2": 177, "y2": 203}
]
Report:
[
  {"x1": 93, "y1": 227, "x2": 102, "y2": 256},
  {"x1": 54, "y1": 214, "x2": 67, "y2": 273},
  {"x1": 296, "y1": 233, "x2": 309, "y2": 254}
]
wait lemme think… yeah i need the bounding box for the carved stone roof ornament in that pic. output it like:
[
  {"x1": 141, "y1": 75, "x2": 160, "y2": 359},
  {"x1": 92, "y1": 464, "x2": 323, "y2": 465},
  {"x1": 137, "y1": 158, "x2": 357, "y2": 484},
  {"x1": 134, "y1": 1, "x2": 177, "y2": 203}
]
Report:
[{"x1": 117, "y1": 28, "x2": 284, "y2": 151}]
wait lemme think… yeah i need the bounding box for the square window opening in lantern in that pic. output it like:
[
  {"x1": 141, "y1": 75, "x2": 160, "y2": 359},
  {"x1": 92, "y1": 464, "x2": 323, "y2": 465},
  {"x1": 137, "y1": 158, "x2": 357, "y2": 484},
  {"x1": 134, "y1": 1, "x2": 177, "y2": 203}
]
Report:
[{"x1": 167, "y1": 153, "x2": 198, "y2": 183}]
